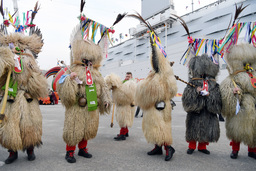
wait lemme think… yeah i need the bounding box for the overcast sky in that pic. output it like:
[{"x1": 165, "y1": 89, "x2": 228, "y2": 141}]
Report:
[{"x1": 3, "y1": 0, "x2": 216, "y2": 70}]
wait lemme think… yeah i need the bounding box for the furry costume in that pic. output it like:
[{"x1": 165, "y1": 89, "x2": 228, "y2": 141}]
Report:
[
  {"x1": 182, "y1": 54, "x2": 221, "y2": 154},
  {"x1": 104, "y1": 73, "x2": 136, "y2": 140},
  {"x1": 56, "y1": 13, "x2": 112, "y2": 162},
  {"x1": 0, "y1": 29, "x2": 47, "y2": 163},
  {"x1": 132, "y1": 14, "x2": 177, "y2": 159},
  {"x1": 220, "y1": 43, "x2": 256, "y2": 159}
]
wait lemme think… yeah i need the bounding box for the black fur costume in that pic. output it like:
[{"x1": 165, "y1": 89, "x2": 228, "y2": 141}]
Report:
[{"x1": 182, "y1": 54, "x2": 221, "y2": 152}]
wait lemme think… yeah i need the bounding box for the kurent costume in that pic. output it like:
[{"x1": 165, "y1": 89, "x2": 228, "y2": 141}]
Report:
[
  {"x1": 172, "y1": 15, "x2": 221, "y2": 155},
  {"x1": 220, "y1": 43, "x2": 256, "y2": 159},
  {"x1": 57, "y1": 1, "x2": 113, "y2": 163},
  {"x1": 104, "y1": 73, "x2": 136, "y2": 140},
  {"x1": 131, "y1": 13, "x2": 178, "y2": 161},
  {"x1": 0, "y1": 2, "x2": 48, "y2": 164},
  {"x1": 182, "y1": 54, "x2": 221, "y2": 155}
]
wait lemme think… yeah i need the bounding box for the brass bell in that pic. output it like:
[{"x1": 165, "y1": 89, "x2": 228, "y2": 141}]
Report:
[
  {"x1": 78, "y1": 97, "x2": 87, "y2": 107},
  {"x1": 24, "y1": 92, "x2": 33, "y2": 103}
]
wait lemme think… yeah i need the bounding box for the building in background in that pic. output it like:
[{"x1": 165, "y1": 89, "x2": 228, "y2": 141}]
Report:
[{"x1": 101, "y1": 0, "x2": 256, "y2": 100}]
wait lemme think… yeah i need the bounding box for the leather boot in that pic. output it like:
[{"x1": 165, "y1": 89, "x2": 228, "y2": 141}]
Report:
[
  {"x1": 164, "y1": 145, "x2": 175, "y2": 161},
  {"x1": 65, "y1": 151, "x2": 76, "y2": 163},
  {"x1": 114, "y1": 134, "x2": 126, "y2": 141},
  {"x1": 5, "y1": 150, "x2": 18, "y2": 164},
  {"x1": 230, "y1": 151, "x2": 238, "y2": 159},
  {"x1": 116, "y1": 133, "x2": 129, "y2": 137},
  {"x1": 248, "y1": 152, "x2": 256, "y2": 159},
  {"x1": 147, "y1": 145, "x2": 163, "y2": 155},
  {"x1": 27, "y1": 147, "x2": 36, "y2": 161},
  {"x1": 78, "y1": 147, "x2": 92, "y2": 158}
]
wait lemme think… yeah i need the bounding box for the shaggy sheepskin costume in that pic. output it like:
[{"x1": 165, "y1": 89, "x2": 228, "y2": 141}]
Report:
[
  {"x1": 0, "y1": 29, "x2": 48, "y2": 164},
  {"x1": 182, "y1": 54, "x2": 221, "y2": 155},
  {"x1": 220, "y1": 43, "x2": 256, "y2": 159},
  {"x1": 135, "y1": 35, "x2": 178, "y2": 161},
  {"x1": 104, "y1": 73, "x2": 136, "y2": 140},
  {"x1": 57, "y1": 24, "x2": 112, "y2": 163}
]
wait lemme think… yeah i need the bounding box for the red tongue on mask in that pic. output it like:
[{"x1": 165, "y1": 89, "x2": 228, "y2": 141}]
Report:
[
  {"x1": 202, "y1": 80, "x2": 208, "y2": 91},
  {"x1": 86, "y1": 67, "x2": 93, "y2": 86},
  {"x1": 247, "y1": 72, "x2": 256, "y2": 88}
]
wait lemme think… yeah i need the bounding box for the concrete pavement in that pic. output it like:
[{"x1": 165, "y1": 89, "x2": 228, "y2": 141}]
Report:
[{"x1": 0, "y1": 102, "x2": 255, "y2": 171}]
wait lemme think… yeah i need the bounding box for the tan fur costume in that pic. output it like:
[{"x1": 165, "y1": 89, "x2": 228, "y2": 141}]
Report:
[
  {"x1": 104, "y1": 73, "x2": 136, "y2": 128},
  {"x1": 57, "y1": 25, "x2": 112, "y2": 146},
  {"x1": 220, "y1": 43, "x2": 256, "y2": 147},
  {"x1": 0, "y1": 32, "x2": 48, "y2": 151},
  {"x1": 135, "y1": 45, "x2": 178, "y2": 146}
]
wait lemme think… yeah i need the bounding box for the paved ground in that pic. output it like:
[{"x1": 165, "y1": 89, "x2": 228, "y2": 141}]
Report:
[{"x1": 0, "y1": 101, "x2": 255, "y2": 171}]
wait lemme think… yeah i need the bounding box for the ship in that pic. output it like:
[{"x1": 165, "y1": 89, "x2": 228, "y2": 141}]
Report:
[{"x1": 100, "y1": 0, "x2": 256, "y2": 100}]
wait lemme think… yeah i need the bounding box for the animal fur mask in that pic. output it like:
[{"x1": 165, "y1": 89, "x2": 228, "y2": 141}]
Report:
[
  {"x1": 224, "y1": 43, "x2": 256, "y2": 74},
  {"x1": 188, "y1": 54, "x2": 219, "y2": 78}
]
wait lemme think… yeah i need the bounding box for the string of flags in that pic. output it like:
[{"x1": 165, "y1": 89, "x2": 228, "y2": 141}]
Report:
[
  {"x1": 180, "y1": 21, "x2": 256, "y2": 66},
  {"x1": 3, "y1": 9, "x2": 37, "y2": 33},
  {"x1": 79, "y1": 14, "x2": 113, "y2": 44}
]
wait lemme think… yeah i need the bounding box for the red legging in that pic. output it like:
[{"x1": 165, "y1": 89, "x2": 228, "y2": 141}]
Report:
[
  {"x1": 120, "y1": 127, "x2": 129, "y2": 135},
  {"x1": 66, "y1": 139, "x2": 87, "y2": 151},
  {"x1": 188, "y1": 141, "x2": 209, "y2": 150}
]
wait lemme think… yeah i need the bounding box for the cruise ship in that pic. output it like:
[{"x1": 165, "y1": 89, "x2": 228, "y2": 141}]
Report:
[{"x1": 100, "y1": 0, "x2": 256, "y2": 100}]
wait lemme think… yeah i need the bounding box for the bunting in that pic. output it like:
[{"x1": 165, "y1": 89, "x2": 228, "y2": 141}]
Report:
[
  {"x1": 3, "y1": 10, "x2": 37, "y2": 33},
  {"x1": 79, "y1": 14, "x2": 110, "y2": 44},
  {"x1": 181, "y1": 21, "x2": 256, "y2": 66}
]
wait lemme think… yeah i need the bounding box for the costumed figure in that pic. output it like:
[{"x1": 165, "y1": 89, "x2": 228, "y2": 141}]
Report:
[
  {"x1": 174, "y1": 15, "x2": 221, "y2": 155},
  {"x1": 104, "y1": 72, "x2": 136, "y2": 141},
  {"x1": 182, "y1": 54, "x2": 221, "y2": 155},
  {"x1": 0, "y1": 1, "x2": 48, "y2": 164},
  {"x1": 57, "y1": 1, "x2": 123, "y2": 163},
  {"x1": 219, "y1": 4, "x2": 256, "y2": 160},
  {"x1": 130, "y1": 13, "x2": 178, "y2": 161},
  {"x1": 220, "y1": 43, "x2": 256, "y2": 159}
]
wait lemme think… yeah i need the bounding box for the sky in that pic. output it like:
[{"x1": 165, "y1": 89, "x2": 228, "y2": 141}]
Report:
[{"x1": 3, "y1": 0, "x2": 217, "y2": 70}]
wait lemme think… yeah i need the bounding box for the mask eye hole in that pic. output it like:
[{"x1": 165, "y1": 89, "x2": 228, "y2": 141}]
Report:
[{"x1": 155, "y1": 101, "x2": 165, "y2": 110}]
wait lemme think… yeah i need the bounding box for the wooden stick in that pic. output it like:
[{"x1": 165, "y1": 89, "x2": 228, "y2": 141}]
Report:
[
  {"x1": 232, "y1": 79, "x2": 240, "y2": 95},
  {"x1": 174, "y1": 75, "x2": 196, "y2": 88},
  {"x1": 0, "y1": 69, "x2": 12, "y2": 124},
  {"x1": 110, "y1": 103, "x2": 115, "y2": 128}
]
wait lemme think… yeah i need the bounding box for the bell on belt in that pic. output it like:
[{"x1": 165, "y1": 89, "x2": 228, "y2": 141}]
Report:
[
  {"x1": 78, "y1": 97, "x2": 87, "y2": 107},
  {"x1": 7, "y1": 95, "x2": 15, "y2": 103},
  {"x1": 24, "y1": 92, "x2": 33, "y2": 103}
]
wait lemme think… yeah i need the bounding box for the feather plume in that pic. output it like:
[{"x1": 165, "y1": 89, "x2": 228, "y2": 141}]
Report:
[
  {"x1": 127, "y1": 12, "x2": 154, "y2": 32},
  {"x1": 232, "y1": 3, "x2": 248, "y2": 26},
  {"x1": 0, "y1": 0, "x2": 4, "y2": 18},
  {"x1": 31, "y1": 1, "x2": 40, "y2": 23},
  {"x1": 172, "y1": 14, "x2": 190, "y2": 37},
  {"x1": 112, "y1": 13, "x2": 127, "y2": 26},
  {"x1": 80, "y1": 0, "x2": 86, "y2": 14},
  {"x1": 127, "y1": 12, "x2": 161, "y2": 72}
]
